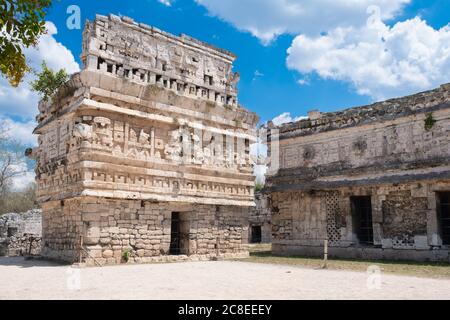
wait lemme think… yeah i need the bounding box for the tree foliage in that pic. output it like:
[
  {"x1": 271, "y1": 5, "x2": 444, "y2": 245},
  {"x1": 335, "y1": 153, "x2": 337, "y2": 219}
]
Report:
[
  {"x1": 0, "y1": 0, "x2": 52, "y2": 86},
  {"x1": 0, "y1": 183, "x2": 37, "y2": 214},
  {"x1": 0, "y1": 121, "x2": 37, "y2": 214},
  {"x1": 255, "y1": 182, "x2": 265, "y2": 192},
  {"x1": 0, "y1": 120, "x2": 28, "y2": 196},
  {"x1": 30, "y1": 61, "x2": 69, "y2": 101}
]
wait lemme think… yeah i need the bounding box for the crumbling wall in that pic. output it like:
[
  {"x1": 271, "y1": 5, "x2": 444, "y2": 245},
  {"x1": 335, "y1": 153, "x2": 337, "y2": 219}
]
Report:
[
  {"x1": 0, "y1": 210, "x2": 42, "y2": 256},
  {"x1": 381, "y1": 190, "x2": 428, "y2": 247}
]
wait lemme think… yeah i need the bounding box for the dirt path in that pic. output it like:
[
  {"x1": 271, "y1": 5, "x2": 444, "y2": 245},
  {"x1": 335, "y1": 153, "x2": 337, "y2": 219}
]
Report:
[{"x1": 1, "y1": 257, "x2": 449, "y2": 300}]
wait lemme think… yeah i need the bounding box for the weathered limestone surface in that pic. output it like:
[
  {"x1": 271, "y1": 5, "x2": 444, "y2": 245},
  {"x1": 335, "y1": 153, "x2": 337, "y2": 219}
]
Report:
[
  {"x1": 42, "y1": 199, "x2": 249, "y2": 264},
  {"x1": 267, "y1": 84, "x2": 450, "y2": 262},
  {"x1": 249, "y1": 192, "x2": 271, "y2": 243},
  {"x1": 30, "y1": 14, "x2": 258, "y2": 265},
  {"x1": 0, "y1": 210, "x2": 42, "y2": 257}
]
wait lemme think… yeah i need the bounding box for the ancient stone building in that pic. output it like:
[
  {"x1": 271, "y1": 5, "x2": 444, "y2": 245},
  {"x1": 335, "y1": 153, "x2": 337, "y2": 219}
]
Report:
[
  {"x1": 249, "y1": 192, "x2": 271, "y2": 243},
  {"x1": 266, "y1": 84, "x2": 450, "y2": 262},
  {"x1": 29, "y1": 14, "x2": 258, "y2": 265},
  {"x1": 0, "y1": 210, "x2": 42, "y2": 257}
]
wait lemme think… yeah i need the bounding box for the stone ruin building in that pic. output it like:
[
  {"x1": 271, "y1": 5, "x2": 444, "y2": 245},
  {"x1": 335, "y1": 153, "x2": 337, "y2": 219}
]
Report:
[
  {"x1": 0, "y1": 210, "x2": 42, "y2": 257},
  {"x1": 266, "y1": 84, "x2": 450, "y2": 262},
  {"x1": 249, "y1": 192, "x2": 271, "y2": 244},
  {"x1": 29, "y1": 14, "x2": 258, "y2": 265}
]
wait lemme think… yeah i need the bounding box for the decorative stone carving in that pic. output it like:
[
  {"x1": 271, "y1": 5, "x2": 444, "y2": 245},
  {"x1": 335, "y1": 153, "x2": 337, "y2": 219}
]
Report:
[{"x1": 30, "y1": 14, "x2": 258, "y2": 265}]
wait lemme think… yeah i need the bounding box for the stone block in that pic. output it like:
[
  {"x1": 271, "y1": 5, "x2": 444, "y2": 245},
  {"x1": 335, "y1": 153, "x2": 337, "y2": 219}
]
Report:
[
  {"x1": 103, "y1": 249, "x2": 114, "y2": 258},
  {"x1": 414, "y1": 236, "x2": 429, "y2": 250}
]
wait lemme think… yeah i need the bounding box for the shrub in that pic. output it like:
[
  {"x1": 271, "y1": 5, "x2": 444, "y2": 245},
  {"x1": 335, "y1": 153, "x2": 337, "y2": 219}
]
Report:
[
  {"x1": 30, "y1": 62, "x2": 69, "y2": 102},
  {"x1": 122, "y1": 249, "x2": 131, "y2": 263}
]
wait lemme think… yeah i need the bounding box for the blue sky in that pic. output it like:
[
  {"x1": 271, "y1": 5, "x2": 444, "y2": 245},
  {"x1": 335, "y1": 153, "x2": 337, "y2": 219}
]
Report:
[
  {"x1": 36, "y1": 0, "x2": 449, "y2": 123},
  {"x1": 2, "y1": 0, "x2": 450, "y2": 125},
  {"x1": 0, "y1": 0, "x2": 449, "y2": 189}
]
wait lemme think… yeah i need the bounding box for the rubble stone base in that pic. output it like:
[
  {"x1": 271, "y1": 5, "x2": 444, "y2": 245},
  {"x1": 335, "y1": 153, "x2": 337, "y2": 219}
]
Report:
[{"x1": 41, "y1": 197, "x2": 250, "y2": 265}]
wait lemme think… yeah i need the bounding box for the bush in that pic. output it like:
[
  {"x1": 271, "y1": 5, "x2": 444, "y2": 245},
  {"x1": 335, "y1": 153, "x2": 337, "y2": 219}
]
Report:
[{"x1": 30, "y1": 62, "x2": 69, "y2": 102}]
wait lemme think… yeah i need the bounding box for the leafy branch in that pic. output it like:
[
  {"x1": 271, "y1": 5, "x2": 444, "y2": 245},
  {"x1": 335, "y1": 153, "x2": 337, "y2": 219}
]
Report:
[
  {"x1": 0, "y1": 0, "x2": 52, "y2": 86},
  {"x1": 30, "y1": 61, "x2": 69, "y2": 101}
]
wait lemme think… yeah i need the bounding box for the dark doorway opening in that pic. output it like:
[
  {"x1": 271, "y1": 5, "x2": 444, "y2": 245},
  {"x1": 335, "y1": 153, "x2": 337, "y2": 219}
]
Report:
[
  {"x1": 437, "y1": 192, "x2": 450, "y2": 245},
  {"x1": 351, "y1": 196, "x2": 374, "y2": 245},
  {"x1": 170, "y1": 212, "x2": 181, "y2": 255},
  {"x1": 169, "y1": 212, "x2": 190, "y2": 255},
  {"x1": 251, "y1": 226, "x2": 262, "y2": 243}
]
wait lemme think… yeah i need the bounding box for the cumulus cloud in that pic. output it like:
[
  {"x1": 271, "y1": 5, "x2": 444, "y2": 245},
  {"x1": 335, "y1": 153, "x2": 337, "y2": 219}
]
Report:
[
  {"x1": 158, "y1": 0, "x2": 173, "y2": 6},
  {"x1": 0, "y1": 117, "x2": 37, "y2": 146},
  {"x1": 287, "y1": 17, "x2": 450, "y2": 100},
  {"x1": 196, "y1": 0, "x2": 450, "y2": 99},
  {"x1": 9, "y1": 162, "x2": 35, "y2": 191},
  {"x1": 195, "y1": 0, "x2": 410, "y2": 44},
  {"x1": 272, "y1": 112, "x2": 308, "y2": 126},
  {"x1": 0, "y1": 21, "x2": 80, "y2": 120},
  {"x1": 0, "y1": 21, "x2": 79, "y2": 190}
]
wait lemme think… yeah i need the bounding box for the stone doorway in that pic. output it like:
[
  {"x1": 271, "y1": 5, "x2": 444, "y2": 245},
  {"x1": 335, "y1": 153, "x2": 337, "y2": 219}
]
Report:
[
  {"x1": 351, "y1": 196, "x2": 374, "y2": 245},
  {"x1": 437, "y1": 192, "x2": 450, "y2": 245},
  {"x1": 169, "y1": 212, "x2": 190, "y2": 255},
  {"x1": 251, "y1": 226, "x2": 262, "y2": 243}
]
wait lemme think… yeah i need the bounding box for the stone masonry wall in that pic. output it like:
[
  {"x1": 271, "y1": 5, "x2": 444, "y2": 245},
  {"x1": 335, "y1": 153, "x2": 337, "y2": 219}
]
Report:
[
  {"x1": 267, "y1": 83, "x2": 450, "y2": 262},
  {"x1": 0, "y1": 210, "x2": 42, "y2": 256},
  {"x1": 31, "y1": 14, "x2": 257, "y2": 265},
  {"x1": 270, "y1": 181, "x2": 450, "y2": 262},
  {"x1": 42, "y1": 197, "x2": 249, "y2": 265}
]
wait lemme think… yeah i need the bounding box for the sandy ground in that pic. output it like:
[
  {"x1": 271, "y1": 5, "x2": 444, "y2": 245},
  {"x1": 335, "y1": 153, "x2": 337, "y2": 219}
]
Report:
[{"x1": 1, "y1": 257, "x2": 450, "y2": 300}]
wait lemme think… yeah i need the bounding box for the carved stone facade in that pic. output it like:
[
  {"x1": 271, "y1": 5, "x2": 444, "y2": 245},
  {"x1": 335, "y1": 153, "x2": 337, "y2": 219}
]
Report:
[
  {"x1": 267, "y1": 84, "x2": 450, "y2": 262},
  {"x1": 30, "y1": 14, "x2": 258, "y2": 265}
]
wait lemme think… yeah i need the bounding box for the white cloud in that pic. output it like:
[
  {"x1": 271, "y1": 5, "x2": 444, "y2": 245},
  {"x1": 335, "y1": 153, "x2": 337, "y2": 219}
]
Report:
[
  {"x1": 254, "y1": 165, "x2": 267, "y2": 185},
  {"x1": 195, "y1": 0, "x2": 410, "y2": 44},
  {"x1": 287, "y1": 17, "x2": 450, "y2": 100},
  {"x1": 0, "y1": 21, "x2": 80, "y2": 120},
  {"x1": 10, "y1": 165, "x2": 35, "y2": 191},
  {"x1": 0, "y1": 21, "x2": 79, "y2": 191},
  {"x1": 0, "y1": 117, "x2": 37, "y2": 146},
  {"x1": 272, "y1": 112, "x2": 308, "y2": 126},
  {"x1": 158, "y1": 0, "x2": 173, "y2": 6},
  {"x1": 297, "y1": 78, "x2": 310, "y2": 86},
  {"x1": 252, "y1": 70, "x2": 264, "y2": 81},
  {"x1": 196, "y1": 0, "x2": 450, "y2": 99}
]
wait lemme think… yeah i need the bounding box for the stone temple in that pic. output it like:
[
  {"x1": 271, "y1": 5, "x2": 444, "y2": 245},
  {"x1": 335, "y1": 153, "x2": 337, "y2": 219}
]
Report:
[
  {"x1": 29, "y1": 14, "x2": 259, "y2": 265},
  {"x1": 266, "y1": 84, "x2": 450, "y2": 262}
]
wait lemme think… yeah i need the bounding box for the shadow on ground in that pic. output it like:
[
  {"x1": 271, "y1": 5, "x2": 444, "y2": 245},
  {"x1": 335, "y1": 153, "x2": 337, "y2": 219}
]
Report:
[{"x1": 0, "y1": 256, "x2": 66, "y2": 268}]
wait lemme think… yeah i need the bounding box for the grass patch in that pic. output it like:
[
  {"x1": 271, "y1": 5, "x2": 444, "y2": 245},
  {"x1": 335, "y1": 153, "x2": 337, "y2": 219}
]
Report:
[{"x1": 244, "y1": 246, "x2": 450, "y2": 279}]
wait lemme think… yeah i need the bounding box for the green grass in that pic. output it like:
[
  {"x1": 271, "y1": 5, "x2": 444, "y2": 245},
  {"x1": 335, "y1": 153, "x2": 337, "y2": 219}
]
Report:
[{"x1": 244, "y1": 244, "x2": 450, "y2": 279}]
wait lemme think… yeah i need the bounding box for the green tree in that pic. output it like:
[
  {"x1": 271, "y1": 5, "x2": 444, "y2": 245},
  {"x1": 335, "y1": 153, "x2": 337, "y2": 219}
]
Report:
[
  {"x1": 0, "y1": 0, "x2": 52, "y2": 87},
  {"x1": 255, "y1": 182, "x2": 265, "y2": 192},
  {"x1": 30, "y1": 62, "x2": 69, "y2": 101},
  {"x1": 0, "y1": 120, "x2": 27, "y2": 197}
]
